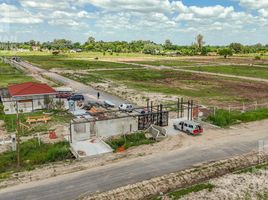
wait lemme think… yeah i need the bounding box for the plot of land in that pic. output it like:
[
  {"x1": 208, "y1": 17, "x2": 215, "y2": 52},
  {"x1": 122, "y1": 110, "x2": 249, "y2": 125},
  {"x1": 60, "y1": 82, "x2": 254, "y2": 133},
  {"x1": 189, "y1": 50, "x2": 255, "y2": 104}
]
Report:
[
  {"x1": 185, "y1": 65, "x2": 268, "y2": 79},
  {"x1": 127, "y1": 59, "x2": 195, "y2": 67},
  {"x1": 0, "y1": 63, "x2": 33, "y2": 88},
  {"x1": 64, "y1": 69, "x2": 268, "y2": 106},
  {"x1": 21, "y1": 55, "x2": 143, "y2": 70}
]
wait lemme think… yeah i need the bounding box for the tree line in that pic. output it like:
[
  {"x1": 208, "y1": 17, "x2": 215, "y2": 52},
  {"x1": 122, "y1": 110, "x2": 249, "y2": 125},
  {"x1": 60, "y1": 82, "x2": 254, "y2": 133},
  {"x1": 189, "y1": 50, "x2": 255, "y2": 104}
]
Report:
[{"x1": 1, "y1": 35, "x2": 268, "y2": 57}]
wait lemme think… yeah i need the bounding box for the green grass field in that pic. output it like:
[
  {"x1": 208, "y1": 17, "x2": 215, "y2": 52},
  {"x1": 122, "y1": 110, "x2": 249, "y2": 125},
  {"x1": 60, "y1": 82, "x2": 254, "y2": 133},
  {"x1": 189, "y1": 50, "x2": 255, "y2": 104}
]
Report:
[
  {"x1": 0, "y1": 62, "x2": 33, "y2": 88},
  {"x1": 64, "y1": 68, "x2": 268, "y2": 106},
  {"x1": 20, "y1": 54, "x2": 143, "y2": 70},
  {"x1": 128, "y1": 59, "x2": 194, "y2": 67},
  {"x1": 185, "y1": 65, "x2": 268, "y2": 79}
]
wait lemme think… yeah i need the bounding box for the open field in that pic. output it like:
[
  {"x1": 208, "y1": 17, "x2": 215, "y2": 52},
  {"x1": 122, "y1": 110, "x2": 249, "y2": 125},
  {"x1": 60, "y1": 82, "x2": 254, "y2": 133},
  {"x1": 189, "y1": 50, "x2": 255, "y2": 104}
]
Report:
[
  {"x1": 0, "y1": 62, "x2": 33, "y2": 88},
  {"x1": 185, "y1": 65, "x2": 268, "y2": 79},
  {"x1": 20, "y1": 55, "x2": 143, "y2": 70},
  {"x1": 127, "y1": 59, "x2": 195, "y2": 66},
  {"x1": 0, "y1": 51, "x2": 161, "y2": 61},
  {"x1": 64, "y1": 68, "x2": 268, "y2": 106}
]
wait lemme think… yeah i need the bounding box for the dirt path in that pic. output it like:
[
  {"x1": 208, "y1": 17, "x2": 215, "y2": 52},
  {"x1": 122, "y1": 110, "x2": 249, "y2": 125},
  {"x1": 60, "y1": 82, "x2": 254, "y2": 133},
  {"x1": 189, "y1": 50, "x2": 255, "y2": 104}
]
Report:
[{"x1": 108, "y1": 60, "x2": 268, "y2": 83}]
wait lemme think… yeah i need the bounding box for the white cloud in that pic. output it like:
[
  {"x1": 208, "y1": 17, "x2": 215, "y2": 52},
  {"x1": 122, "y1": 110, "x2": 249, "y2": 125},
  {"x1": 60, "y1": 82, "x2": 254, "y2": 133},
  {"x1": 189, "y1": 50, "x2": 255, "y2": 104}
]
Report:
[
  {"x1": 0, "y1": 3, "x2": 43, "y2": 24},
  {"x1": 19, "y1": 0, "x2": 72, "y2": 10},
  {"x1": 239, "y1": 0, "x2": 268, "y2": 9},
  {"x1": 259, "y1": 9, "x2": 268, "y2": 17},
  {"x1": 79, "y1": 0, "x2": 172, "y2": 13}
]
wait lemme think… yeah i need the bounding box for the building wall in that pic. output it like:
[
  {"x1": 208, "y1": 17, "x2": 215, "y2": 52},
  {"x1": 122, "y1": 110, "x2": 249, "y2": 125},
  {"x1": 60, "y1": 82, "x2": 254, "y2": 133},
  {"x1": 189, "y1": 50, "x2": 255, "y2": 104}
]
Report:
[
  {"x1": 71, "y1": 117, "x2": 139, "y2": 142},
  {"x1": 2, "y1": 96, "x2": 69, "y2": 114}
]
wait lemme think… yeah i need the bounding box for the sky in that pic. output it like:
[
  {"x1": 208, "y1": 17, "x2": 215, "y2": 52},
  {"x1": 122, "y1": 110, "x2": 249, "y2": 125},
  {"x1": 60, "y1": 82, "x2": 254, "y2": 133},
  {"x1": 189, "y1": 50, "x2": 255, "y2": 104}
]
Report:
[{"x1": 0, "y1": 0, "x2": 268, "y2": 45}]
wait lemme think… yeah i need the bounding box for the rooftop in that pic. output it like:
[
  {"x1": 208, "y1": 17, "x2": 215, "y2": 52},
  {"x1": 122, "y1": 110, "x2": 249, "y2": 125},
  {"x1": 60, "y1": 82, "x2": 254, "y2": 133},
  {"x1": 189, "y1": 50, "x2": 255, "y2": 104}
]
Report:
[{"x1": 8, "y1": 82, "x2": 56, "y2": 97}]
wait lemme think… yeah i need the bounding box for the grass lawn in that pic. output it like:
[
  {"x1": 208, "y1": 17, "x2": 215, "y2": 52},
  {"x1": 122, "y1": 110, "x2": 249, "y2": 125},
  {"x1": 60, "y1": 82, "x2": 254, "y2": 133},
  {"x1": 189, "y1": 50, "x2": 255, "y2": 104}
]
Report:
[
  {"x1": 185, "y1": 65, "x2": 268, "y2": 79},
  {"x1": 207, "y1": 108, "x2": 268, "y2": 127},
  {"x1": 128, "y1": 59, "x2": 195, "y2": 67},
  {"x1": 106, "y1": 132, "x2": 155, "y2": 151},
  {"x1": 0, "y1": 104, "x2": 73, "y2": 134},
  {"x1": 0, "y1": 62, "x2": 33, "y2": 88},
  {"x1": 64, "y1": 69, "x2": 268, "y2": 106},
  {"x1": 0, "y1": 138, "x2": 72, "y2": 179}
]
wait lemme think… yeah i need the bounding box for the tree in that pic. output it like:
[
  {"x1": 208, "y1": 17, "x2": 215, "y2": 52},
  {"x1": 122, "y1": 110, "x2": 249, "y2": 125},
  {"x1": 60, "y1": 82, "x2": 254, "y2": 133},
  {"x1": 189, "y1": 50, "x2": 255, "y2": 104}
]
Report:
[
  {"x1": 218, "y1": 48, "x2": 233, "y2": 58},
  {"x1": 143, "y1": 43, "x2": 163, "y2": 55},
  {"x1": 229, "y1": 43, "x2": 243, "y2": 54},
  {"x1": 164, "y1": 39, "x2": 173, "y2": 50},
  {"x1": 195, "y1": 34, "x2": 205, "y2": 49},
  {"x1": 87, "y1": 36, "x2": 95, "y2": 44}
]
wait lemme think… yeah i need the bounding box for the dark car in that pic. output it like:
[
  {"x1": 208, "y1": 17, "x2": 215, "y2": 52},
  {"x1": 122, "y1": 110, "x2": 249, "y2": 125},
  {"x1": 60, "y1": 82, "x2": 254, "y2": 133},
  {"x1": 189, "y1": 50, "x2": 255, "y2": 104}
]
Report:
[{"x1": 67, "y1": 94, "x2": 85, "y2": 101}]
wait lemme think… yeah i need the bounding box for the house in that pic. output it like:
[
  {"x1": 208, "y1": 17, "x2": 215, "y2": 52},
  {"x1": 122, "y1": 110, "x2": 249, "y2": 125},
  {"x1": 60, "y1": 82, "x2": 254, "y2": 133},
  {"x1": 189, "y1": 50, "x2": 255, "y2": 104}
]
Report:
[
  {"x1": 0, "y1": 82, "x2": 67, "y2": 114},
  {"x1": 32, "y1": 45, "x2": 41, "y2": 51}
]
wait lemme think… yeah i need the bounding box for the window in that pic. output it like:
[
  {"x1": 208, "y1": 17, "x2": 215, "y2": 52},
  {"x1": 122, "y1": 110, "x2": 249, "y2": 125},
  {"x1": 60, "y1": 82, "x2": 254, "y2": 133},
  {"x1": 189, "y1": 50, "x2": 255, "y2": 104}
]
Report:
[{"x1": 189, "y1": 125, "x2": 193, "y2": 128}]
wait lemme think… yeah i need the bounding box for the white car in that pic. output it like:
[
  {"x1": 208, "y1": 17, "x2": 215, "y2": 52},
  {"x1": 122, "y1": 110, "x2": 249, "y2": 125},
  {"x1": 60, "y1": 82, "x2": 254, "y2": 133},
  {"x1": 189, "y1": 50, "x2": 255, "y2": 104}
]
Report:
[
  {"x1": 173, "y1": 119, "x2": 203, "y2": 135},
  {"x1": 118, "y1": 104, "x2": 133, "y2": 112}
]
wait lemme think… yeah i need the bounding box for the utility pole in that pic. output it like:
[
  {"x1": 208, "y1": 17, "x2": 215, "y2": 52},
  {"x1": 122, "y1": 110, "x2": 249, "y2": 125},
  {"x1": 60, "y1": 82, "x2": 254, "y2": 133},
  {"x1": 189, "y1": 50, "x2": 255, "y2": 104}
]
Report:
[{"x1": 15, "y1": 101, "x2": 20, "y2": 169}]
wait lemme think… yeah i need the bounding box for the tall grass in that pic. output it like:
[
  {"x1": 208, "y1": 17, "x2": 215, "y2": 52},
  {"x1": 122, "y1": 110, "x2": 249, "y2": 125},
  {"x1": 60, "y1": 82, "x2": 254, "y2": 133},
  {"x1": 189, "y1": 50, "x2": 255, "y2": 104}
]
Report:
[
  {"x1": 207, "y1": 108, "x2": 268, "y2": 127},
  {"x1": 0, "y1": 139, "x2": 72, "y2": 174},
  {"x1": 106, "y1": 132, "x2": 155, "y2": 151}
]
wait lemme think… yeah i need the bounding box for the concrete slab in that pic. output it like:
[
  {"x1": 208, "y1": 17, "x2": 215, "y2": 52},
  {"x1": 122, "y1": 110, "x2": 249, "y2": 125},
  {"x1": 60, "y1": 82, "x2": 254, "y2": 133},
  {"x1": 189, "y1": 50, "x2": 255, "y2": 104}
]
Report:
[{"x1": 70, "y1": 138, "x2": 113, "y2": 158}]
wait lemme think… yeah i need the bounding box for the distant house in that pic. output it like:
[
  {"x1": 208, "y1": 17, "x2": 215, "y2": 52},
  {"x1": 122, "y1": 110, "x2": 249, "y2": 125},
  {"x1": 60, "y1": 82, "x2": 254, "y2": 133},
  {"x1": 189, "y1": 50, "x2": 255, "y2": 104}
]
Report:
[
  {"x1": 0, "y1": 82, "x2": 65, "y2": 114},
  {"x1": 70, "y1": 49, "x2": 82, "y2": 53},
  {"x1": 32, "y1": 45, "x2": 41, "y2": 51}
]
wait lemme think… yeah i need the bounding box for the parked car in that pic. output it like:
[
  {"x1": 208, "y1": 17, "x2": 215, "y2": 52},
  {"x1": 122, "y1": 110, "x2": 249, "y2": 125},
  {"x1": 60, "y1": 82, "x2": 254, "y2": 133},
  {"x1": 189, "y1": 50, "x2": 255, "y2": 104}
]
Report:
[
  {"x1": 173, "y1": 119, "x2": 203, "y2": 135},
  {"x1": 67, "y1": 94, "x2": 84, "y2": 101},
  {"x1": 55, "y1": 87, "x2": 73, "y2": 98},
  {"x1": 118, "y1": 104, "x2": 133, "y2": 112},
  {"x1": 104, "y1": 100, "x2": 115, "y2": 108}
]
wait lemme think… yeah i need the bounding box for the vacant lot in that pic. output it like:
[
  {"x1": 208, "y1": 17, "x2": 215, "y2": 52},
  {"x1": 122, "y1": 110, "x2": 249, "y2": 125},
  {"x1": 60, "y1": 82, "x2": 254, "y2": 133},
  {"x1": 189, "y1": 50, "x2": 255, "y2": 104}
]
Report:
[
  {"x1": 0, "y1": 62, "x2": 33, "y2": 88},
  {"x1": 127, "y1": 59, "x2": 195, "y2": 67},
  {"x1": 21, "y1": 55, "x2": 143, "y2": 70},
  {"x1": 185, "y1": 65, "x2": 268, "y2": 79},
  {"x1": 64, "y1": 69, "x2": 268, "y2": 106}
]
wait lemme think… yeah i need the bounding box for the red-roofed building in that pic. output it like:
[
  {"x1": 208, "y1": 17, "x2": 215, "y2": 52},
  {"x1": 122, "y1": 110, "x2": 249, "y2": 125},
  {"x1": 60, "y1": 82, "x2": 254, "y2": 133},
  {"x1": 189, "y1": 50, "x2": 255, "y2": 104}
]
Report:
[
  {"x1": 8, "y1": 82, "x2": 56, "y2": 97},
  {"x1": 1, "y1": 82, "x2": 60, "y2": 114}
]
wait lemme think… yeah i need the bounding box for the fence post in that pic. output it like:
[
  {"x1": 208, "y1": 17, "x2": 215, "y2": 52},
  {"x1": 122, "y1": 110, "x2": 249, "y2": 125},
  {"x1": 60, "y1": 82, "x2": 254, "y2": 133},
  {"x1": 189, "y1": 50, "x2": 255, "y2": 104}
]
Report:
[{"x1": 255, "y1": 101, "x2": 258, "y2": 110}]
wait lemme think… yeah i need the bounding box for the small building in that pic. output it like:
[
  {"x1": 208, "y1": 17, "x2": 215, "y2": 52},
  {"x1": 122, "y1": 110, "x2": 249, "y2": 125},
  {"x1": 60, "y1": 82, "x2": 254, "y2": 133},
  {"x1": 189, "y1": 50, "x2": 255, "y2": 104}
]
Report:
[{"x1": 0, "y1": 82, "x2": 67, "y2": 114}]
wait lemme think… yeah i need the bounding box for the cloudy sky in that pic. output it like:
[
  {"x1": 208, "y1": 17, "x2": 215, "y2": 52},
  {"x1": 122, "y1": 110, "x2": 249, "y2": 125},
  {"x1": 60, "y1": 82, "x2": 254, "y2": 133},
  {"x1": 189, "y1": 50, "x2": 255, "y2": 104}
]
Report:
[{"x1": 0, "y1": 0, "x2": 268, "y2": 45}]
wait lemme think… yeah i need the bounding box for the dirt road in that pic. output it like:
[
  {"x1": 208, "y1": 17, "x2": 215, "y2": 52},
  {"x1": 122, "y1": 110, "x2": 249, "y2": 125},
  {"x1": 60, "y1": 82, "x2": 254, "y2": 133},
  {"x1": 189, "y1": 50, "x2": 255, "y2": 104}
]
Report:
[
  {"x1": 11, "y1": 60, "x2": 127, "y2": 106},
  {"x1": 111, "y1": 60, "x2": 268, "y2": 83}
]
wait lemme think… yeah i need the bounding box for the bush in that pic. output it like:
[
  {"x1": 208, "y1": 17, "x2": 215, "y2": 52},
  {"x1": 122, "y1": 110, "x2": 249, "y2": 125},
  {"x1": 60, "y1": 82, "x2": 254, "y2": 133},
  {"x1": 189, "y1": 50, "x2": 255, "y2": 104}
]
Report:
[
  {"x1": 0, "y1": 139, "x2": 72, "y2": 174},
  {"x1": 207, "y1": 108, "x2": 268, "y2": 127},
  {"x1": 255, "y1": 55, "x2": 261, "y2": 60},
  {"x1": 106, "y1": 132, "x2": 155, "y2": 151}
]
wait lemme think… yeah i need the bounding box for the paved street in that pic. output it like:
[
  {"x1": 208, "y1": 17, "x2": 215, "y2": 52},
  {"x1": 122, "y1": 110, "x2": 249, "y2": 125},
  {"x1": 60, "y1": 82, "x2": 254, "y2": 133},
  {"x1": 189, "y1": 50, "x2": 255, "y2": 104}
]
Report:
[{"x1": 0, "y1": 132, "x2": 267, "y2": 200}]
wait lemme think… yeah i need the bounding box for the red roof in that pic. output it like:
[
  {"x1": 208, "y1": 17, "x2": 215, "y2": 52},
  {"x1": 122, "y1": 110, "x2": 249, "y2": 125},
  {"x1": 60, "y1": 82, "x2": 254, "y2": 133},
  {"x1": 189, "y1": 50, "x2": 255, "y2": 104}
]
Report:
[{"x1": 8, "y1": 82, "x2": 56, "y2": 97}]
